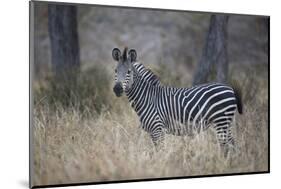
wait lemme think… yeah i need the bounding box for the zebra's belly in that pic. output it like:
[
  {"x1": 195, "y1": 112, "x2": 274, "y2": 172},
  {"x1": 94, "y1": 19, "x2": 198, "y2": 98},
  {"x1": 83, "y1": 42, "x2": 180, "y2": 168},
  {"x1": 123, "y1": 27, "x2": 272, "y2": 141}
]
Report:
[
  {"x1": 165, "y1": 119, "x2": 210, "y2": 136},
  {"x1": 165, "y1": 121, "x2": 195, "y2": 136}
]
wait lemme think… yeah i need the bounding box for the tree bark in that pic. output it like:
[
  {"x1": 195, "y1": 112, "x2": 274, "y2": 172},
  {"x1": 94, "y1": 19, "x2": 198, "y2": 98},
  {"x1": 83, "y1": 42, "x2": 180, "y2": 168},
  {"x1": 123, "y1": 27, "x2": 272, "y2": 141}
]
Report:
[
  {"x1": 193, "y1": 15, "x2": 229, "y2": 85},
  {"x1": 48, "y1": 4, "x2": 80, "y2": 79}
]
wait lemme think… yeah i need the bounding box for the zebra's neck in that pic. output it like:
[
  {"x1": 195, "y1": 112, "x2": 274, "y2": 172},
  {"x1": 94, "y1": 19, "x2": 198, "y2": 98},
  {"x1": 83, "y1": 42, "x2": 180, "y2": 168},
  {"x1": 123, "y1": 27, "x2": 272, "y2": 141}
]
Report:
[{"x1": 125, "y1": 62, "x2": 161, "y2": 114}]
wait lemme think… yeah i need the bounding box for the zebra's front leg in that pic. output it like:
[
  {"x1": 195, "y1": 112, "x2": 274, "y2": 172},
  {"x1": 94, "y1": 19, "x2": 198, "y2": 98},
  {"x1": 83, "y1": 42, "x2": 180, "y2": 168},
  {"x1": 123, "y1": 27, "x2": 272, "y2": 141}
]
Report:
[{"x1": 150, "y1": 127, "x2": 165, "y2": 151}]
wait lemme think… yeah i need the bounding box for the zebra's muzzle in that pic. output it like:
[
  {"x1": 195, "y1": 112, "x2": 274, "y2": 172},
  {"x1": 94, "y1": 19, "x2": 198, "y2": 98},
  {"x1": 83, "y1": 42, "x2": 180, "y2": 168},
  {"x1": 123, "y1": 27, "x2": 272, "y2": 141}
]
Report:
[{"x1": 113, "y1": 83, "x2": 123, "y2": 97}]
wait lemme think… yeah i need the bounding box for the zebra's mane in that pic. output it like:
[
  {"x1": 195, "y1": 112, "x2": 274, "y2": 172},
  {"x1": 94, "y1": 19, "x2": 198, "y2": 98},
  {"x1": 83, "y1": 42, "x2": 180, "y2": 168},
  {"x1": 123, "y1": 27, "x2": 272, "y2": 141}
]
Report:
[{"x1": 133, "y1": 62, "x2": 161, "y2": 86}]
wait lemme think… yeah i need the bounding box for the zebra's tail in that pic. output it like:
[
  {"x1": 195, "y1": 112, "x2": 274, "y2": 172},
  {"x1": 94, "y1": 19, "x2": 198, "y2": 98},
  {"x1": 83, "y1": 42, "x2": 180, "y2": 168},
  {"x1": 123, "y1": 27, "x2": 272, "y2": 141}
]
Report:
[{"x1": 232, "y1": 83, "x2": 243, "y2": 114}]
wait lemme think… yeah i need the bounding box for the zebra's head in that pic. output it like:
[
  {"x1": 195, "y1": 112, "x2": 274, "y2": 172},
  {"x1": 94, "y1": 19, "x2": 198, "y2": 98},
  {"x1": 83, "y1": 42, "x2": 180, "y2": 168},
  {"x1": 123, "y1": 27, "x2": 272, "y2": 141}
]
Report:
[{"x1": 112, "y1": 47, "x2": 137, "y2": 97}]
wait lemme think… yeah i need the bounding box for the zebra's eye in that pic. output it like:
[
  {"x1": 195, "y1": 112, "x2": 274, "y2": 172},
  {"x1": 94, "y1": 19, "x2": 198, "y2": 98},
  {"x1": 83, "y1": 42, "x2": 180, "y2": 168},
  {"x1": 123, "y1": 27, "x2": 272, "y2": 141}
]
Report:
[
  {"x1": 115, "y1": 69, "x2": 117, "y2": 73},
  {"x1": 128, "y1": 70, "x2": 131, "y2": 74}
]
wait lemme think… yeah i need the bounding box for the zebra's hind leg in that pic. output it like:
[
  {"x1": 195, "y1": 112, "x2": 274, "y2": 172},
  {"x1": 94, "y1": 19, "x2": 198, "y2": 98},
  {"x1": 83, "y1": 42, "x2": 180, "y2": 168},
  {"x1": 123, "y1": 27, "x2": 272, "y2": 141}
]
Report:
[{"x1": 213, "y1": 124, "x2": 235, "y2": 158}]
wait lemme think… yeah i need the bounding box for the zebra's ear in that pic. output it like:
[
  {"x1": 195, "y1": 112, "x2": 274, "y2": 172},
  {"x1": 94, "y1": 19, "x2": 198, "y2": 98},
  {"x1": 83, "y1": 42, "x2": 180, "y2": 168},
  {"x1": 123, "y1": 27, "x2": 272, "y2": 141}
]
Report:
[
  {"x1": 112, "y1": 48, "x2": 121, "y2": 61},
  {"x1": 128, "y1": 49, "x2": 137, "y2": 62}
]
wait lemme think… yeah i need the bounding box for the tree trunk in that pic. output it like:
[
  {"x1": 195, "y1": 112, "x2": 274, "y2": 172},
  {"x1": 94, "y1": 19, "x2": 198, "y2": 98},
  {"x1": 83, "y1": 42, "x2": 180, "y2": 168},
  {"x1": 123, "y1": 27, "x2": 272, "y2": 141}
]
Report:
[
  {"x1": 48, "y1": 4, "x2": 80, "y2": 79},
  {"x1": 193, "y1": 15, "x2": 229, "y2": 85}
]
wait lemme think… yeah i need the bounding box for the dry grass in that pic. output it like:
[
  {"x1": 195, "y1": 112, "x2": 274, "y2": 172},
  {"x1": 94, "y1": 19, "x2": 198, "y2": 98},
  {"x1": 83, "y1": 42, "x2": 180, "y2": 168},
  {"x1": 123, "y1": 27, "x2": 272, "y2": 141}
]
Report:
[{"x1": 31, "y1": 66, "x2": 268, "y2": 186}]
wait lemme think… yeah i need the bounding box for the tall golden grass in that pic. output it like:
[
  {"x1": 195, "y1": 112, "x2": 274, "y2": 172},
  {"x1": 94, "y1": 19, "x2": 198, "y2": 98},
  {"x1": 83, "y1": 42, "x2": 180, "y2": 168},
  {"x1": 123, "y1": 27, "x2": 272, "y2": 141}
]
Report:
[{"x1": 31, "y1": 64, "x2": 268, "y2": 186}]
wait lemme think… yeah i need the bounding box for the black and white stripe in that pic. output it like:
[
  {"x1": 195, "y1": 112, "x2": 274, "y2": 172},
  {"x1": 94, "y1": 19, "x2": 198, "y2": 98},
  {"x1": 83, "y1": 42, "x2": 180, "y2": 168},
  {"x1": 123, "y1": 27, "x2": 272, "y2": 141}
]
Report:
[{"x1": 125, "y1": 62, "x2": 242, "y2": 154}]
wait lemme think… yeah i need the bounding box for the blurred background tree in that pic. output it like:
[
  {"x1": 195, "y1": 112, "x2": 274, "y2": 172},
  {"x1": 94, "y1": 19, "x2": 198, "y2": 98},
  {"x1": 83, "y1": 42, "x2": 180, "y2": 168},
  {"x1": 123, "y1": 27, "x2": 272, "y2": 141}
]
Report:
[
  {"x1": 48, "y1": 4, "x2": 80, "y2": 80},
  {"x1": 46, "y1": 4, "x2": 81, "y2": 108},
  {"x1": 193, "y1": 15, "x2": 229, "y2": 85}
]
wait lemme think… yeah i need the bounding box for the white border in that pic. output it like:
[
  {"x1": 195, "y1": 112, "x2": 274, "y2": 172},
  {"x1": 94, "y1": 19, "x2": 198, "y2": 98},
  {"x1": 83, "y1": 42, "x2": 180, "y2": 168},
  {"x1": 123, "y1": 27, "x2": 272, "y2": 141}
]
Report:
[{"x1": 0, "y1": 0, "x2": 279, "y2": 189}]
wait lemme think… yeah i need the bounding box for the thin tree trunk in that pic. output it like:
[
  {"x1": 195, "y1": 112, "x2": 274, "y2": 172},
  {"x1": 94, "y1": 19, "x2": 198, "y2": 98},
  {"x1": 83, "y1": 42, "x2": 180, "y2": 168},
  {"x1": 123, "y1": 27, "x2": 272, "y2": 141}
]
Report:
[
  {"x1": 48, "y1": 4, "x2": 80, "y2": 79},
  {"x1": 193, "y1": 15, "x2": 229, "y2": 85}
]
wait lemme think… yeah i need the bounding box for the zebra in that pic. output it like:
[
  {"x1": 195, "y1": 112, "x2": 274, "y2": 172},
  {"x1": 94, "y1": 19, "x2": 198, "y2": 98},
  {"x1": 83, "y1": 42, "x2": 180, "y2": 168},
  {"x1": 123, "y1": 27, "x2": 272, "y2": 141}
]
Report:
[{"x1": 112, "y1": 47, "x2": 243, "y2": 156}]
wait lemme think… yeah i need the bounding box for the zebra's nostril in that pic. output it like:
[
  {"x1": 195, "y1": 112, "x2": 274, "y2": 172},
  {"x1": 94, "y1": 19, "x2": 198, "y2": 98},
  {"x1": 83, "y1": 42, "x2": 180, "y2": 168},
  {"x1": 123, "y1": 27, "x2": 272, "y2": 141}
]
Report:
[{"x1": 113, "y1": 83, "x2": 123, "y2": 96}]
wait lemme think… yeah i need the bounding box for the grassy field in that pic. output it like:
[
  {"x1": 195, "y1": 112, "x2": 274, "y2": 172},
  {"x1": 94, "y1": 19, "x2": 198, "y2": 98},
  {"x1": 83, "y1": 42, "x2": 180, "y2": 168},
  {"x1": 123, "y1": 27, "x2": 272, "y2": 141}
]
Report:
[{"x1": 31, "y1": 64, "x2": 268, "y2": 186}]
